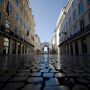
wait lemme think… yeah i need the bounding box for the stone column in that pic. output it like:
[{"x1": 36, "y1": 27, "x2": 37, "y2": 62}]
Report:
[
  {"x1": 9, "y1": 39, "x2": 12, "y2": 55},
  {"x1": 78, "y1": 39, "x2": 82, "y2": 55},
  {"x1": 16, "y1": 41, "x2": 18, "y2": 55},
  {"x1": 69, "y1": 44, "x2": 71, "y2": 56},
  {"x1": 21, "y1": 43, "x2": 22, "y2": 55},
  {"x1": 73, "y1": 42, "x2": 76, "y2": 56},
  {"x1": 0, "y1": 35, "x2": 4, "y2": 55},
  {"x1": 87, "y1": 36, "x2": 90, "y2": 55}
]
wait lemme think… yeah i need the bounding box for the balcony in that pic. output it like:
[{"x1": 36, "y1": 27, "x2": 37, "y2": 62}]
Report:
[
  {"x1": 59, "y1": 24, "x2": 90, "y2": 46},
  {"x1": 0, "y1": 25, "x2": 34, "y2": 47}
]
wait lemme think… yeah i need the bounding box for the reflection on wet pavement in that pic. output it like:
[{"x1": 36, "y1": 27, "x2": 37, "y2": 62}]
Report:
[{"x1": 0, "y1": 54, "x2": 90, "y2": 90}]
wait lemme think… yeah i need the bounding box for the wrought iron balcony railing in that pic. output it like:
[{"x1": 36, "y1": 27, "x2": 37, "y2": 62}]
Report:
[
  {"x1": 0, "y1": 25, "x2": 34, "y2": 47},
  {"x1": 59, "y1": 24, "x2": 90, "y2": 46}
]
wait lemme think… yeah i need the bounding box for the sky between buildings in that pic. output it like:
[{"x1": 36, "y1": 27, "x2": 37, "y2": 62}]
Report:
[{"x1": 29, "y1": 0, "x2": 68, "y2": 43}]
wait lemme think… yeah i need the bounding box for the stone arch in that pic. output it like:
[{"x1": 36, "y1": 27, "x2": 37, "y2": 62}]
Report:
[{"x1": 41, "y1": 42, "x2": 49, "y2": 54}]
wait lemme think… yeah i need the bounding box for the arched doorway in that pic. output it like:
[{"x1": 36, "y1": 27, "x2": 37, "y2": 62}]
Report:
[{"x1": 42, "y1": 42, "x2": 49, "y2": 54}]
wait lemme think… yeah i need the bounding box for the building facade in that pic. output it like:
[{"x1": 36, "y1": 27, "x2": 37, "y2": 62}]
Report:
[
  {"x1": 42, "y1": 42, "x2": 49, "y2": 54},
  {"x1": 0, "y1": 0, "x2": 35, "y2": 55},
  {"x1": 34, "y1": 34, "x2": 42, "y2": 54},
  {"x1": 49, "y1": 32, "x2": 57, "y2": 54},
  {"x1": 59, "y1": 0, "x2": 90, "y2": 56}
]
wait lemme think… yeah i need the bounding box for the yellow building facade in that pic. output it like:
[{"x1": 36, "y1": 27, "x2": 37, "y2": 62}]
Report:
[{"x1": 0, "y1": 0, "x2": 35, "y2": 55}]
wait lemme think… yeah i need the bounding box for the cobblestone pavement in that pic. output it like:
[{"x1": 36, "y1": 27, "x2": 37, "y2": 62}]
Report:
[{"x1": 0, "y1": 54, "x2": 90, "y2": 90}]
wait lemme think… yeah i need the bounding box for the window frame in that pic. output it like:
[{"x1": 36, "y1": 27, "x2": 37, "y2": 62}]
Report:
[
  {"x1": 16, "y1": 0, "x2": 18, "y2": 7},
  {"x1": 74, "y1": 24, "x2": 78, "y2": 34},
  {"x1": 73, "y1": 10, "x2": 77, "y2": 21},
  {"x1": 14, "y1": 10, "x2": 18, "y2": 21},
  {"x1": 8, "y1": 1, "x2": 12, "y2": 14},
  {"x1": 6, "y1": 19, "x2": 11, "y2": 29},
  {"x1": 19, "y1": 18, "x2": 22, "y2": 26},
  {"x1": 13, "y1": 25, "x2": 17, "y2": 34},
  {"x1": 78, "y1": 1, "x2": 83, "y2": 14},
  {"x1": 20, "y1": 7, "x2": 22, "y2": 14}
]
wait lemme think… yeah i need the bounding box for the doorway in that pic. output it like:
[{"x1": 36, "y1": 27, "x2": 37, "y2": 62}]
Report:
[{"x1": 3, "y1": 37, "x2": 9, "y2": 55}]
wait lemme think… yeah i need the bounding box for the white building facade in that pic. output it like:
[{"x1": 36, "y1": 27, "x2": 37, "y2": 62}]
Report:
[{"x1": 59, "y1": 0, "x2": 90, "y2": 56}]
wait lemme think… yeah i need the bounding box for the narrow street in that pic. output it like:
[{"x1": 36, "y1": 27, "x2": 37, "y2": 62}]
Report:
[{"x1": 0, "y1": 55, "x2": 90, "y2": 90}]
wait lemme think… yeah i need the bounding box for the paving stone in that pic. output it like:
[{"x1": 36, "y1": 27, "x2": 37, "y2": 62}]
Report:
[
  {"x1": 27, "y1": 77, "x2": 43, "y2": 83},
  {"x1": 16, "y1": 73, "x2": 29, "y2": 77},
  {"x1": 44, "y1": 86, "x2": 70, "y2": 90},
  {"x1": 22, "y1": 84, "x2": 42, "y2": 90},
  {"x1": 55, "y1": 73, "x2": 65, "y2": 78},
  {"x1": 31, "y1": 72, "x2": 42, "y2": 77},
  {"x1": 32, "y1": 69, "x2": 40, "y2": 72},
  {"x1": 43, "y1": 73, "x2": 54, "y2": 77},
  {"x1": 40, "y1": 69, "x2": 49, "y2": 72},
  {"x1": 10, "y1": 76, "x2": 27, "y2": 81},
  {"x1": 77, "y1": 78, "x2": 90, "y2": 84},
  {"x1": 0, "y1": 76, "x2": 11, "y2": 82},
  {"x1": 73, "y1": 85, "x2": 88, "y2": 90},
  {"x1": 0, "y1": 83, "x2": 3, "y2": 88},
  {"x1": 2, "y1": 82, "x2": 24, "y2": 90},
  {"x1": 45, "y1": 78, "x2": 59, "y2": 86},
  {"x1": 17, "y1": 70, "x2": 30, "y2": 73},
  {"x1": 50, "y1": 69, "x2": 59, "y2": 73},
  {"x1": 66, "y1": 72, "x2": 80, "y2": 77}
]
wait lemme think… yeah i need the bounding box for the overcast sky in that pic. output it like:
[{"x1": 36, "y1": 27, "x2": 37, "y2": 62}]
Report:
[{"x1": 29, "y1": 0, "x2": 68, "y2": 43}]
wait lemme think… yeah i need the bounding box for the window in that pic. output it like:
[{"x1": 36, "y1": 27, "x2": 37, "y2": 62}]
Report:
[
  {"x1": 88, "y1": 0, "x2": 90, "y2": 3},
  {"x1": 9, "y1": 1, "x2": 12, "y2": 14},
  {"x1": 73, "y1": 10, "x2": 77, "y2": 21},
  {"x1": 6, "y1": 19, "x2": 10, "y2": 29},
  {"x1": 16, "y1": 0, "x2": 18, "y2": 7},
  {"x1": 20, "y1": 7, "x2": 22, "y2": 14},
  {"x1": 13, "y1": 25, "x2": 17, "y2": 34},
  {"x1": 78, "y1": 1, "x2": 83, "y2": 14},
  {"x1": 6, "y1": 1, "x2": 12, "y2": 15},
  {"x1": 0, "y1": 0, "x2": 3, "y2": 4},
  {"x1": 80, "y1": 19, "x2": 84, "y2": 31},
  {"x1": 14, "y1": 11, "x2": 18, "y2": 21},
  {"x1": 70, "y1": 30, "x2": 72, "y2": 36},
  {"x1": 19, "y1": 30, "x2": 21, "y2": 39},
  {"x1": 20, "y1": 18, "x2": 22, "y2": 26},
  {"x1": 74, "y1": 24, "x2": 78, "y2": 34}
]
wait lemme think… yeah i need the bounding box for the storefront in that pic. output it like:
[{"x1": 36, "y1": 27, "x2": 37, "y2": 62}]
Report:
[
  {"x1": 22, "y1": 44, "x2": 24, "y2": 54},
  {"x1": 18, "y1": 42, "x2": 21, "y2": 54},
  {"x1": 12, "y1": 40, "x2": 16, "y2": 54},
  {"x1": 3, "y1": 37, "x2": 9, "y2": 55}
]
